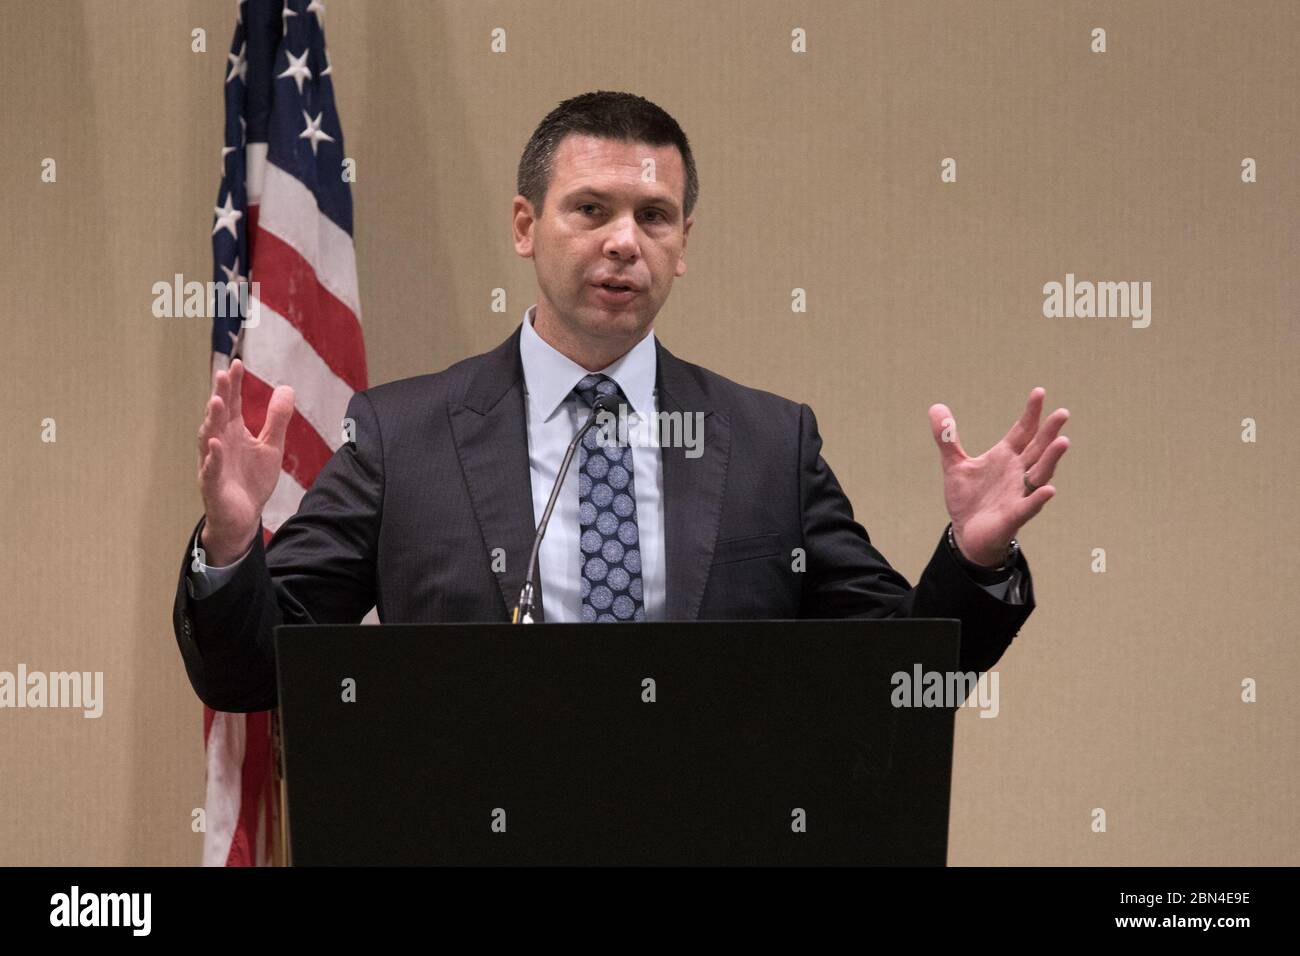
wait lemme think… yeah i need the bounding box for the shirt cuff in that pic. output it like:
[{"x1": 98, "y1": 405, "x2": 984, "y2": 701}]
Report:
[
  {"x1": 976, "y1": 567, "x2": 1025, "y2": 604},
  {"x1": 185, "y1": 522, "x2": 254, "y2": 600}
]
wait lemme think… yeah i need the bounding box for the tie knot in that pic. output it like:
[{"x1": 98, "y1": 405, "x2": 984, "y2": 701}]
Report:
[{"x1": 572, "y1": 373, "x2": 625, "y2": 410}]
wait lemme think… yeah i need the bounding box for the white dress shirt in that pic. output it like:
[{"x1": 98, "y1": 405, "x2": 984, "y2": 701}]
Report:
[{"x1": 518, "y1": 303, "x2": 666, "y2": 622}]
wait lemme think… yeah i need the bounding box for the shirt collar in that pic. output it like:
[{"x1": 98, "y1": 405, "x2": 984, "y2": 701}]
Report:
[{"x1": 519, "y1": 303, "x2": 657, "y2": 421}]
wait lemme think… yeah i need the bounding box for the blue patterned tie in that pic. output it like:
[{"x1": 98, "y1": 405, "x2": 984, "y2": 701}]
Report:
[{"x1": 573, "y1": 373, "x2": 645, "y2": 622}]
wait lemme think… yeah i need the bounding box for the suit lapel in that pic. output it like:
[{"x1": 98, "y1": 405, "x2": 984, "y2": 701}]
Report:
[
  {"x1": 656, "y1": 339, "x2": 729, "y2": 621},
  {"x1": 448, "y1": 325, "x2": 546, "y2": 622}
]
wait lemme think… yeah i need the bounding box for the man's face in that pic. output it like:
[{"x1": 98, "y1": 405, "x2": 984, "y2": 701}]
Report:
[{"x1": 513, "y1": 134, "x2": 693, "y2": 355}]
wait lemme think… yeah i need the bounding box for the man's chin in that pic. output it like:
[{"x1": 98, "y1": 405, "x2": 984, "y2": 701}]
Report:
[{"x1": 580, "y1": 306, "x2": 648, "y2": 335}]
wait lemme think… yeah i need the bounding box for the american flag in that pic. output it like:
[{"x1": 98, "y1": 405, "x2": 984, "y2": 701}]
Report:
[{"x1": 206, "y1": 0, "x2": 366, "y2": 867}]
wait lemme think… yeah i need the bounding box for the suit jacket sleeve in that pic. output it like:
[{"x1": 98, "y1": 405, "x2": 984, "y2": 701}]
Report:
[
  {"x1": 795, "y1": 403, "x2": 1035, "y2": 673},
  {"x1": 171, "y1": 390, "x2": 385, "y2": 712}
]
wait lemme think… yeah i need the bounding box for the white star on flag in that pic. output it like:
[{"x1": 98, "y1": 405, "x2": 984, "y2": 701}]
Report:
[
  {"x1": 212, "y1": 192, "x2": 243, "y2": 238},
  {"x1": 219, "y1": 257, "x2": 247, "y2": 317},
  {"x1": 278, "y1": 48, "x2": 312, "y2": 94},
  {"x1": 299, "y1": 109, "x2": 335, "y2": 154},
  {"x1": 226, "y1": 42, "x2": 247, "y2": 85},
  {"x1": 220, "y1": 256, "x2": 247, "y2": 287}
]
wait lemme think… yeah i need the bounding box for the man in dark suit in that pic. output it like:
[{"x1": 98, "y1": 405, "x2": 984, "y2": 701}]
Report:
[{"x1": 175, "y1": 91, "x2": 1070, "y2": 713}]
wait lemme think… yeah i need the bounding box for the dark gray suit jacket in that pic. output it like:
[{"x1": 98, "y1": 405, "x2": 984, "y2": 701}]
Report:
[{"x1": 172, "y1": 324, "x2": 1035, "y2": 712}]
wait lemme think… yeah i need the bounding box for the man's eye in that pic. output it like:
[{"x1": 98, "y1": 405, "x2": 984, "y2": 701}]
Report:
[
  {"x1": 642, "y1": 210, "x2": 663, "y2": 222},
  {"x1": 578, "y1": 204, "x2": 599, "y2": 215}
]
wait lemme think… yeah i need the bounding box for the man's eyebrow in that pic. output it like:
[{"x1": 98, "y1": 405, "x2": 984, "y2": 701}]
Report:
[{"x1": 565, "y1": 187, "x2": 679, "y2": 212}]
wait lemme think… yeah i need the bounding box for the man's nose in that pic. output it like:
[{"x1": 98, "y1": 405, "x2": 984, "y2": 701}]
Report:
[{"x1": 602, "y1": 215, "x2": 640, "y2": 258}]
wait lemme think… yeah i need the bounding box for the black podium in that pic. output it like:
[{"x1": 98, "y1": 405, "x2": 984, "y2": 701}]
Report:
[{"x1": 274, "y1": 619, "x2": 963, "y2": 865}]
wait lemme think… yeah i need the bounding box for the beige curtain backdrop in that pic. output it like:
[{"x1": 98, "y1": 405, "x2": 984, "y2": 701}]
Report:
[{"x1": 1, "y1": 0, "x2": 1295, "y2": 866}]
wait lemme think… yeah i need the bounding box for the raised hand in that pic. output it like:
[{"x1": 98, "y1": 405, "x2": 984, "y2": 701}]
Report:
[
  {"x1": 196, "y1": 359, "x2": 295, "y2": 565},
  {"x1": 928, "y1": 387, "x2": 1070, "y2": 567}
]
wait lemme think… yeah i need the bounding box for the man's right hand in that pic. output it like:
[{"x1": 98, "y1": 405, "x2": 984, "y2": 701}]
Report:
[{"x1": 196, "y1": 358, "x2": 295, "y2": 566}]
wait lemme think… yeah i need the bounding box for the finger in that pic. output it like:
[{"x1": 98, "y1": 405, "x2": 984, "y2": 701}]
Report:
[
  {"x1": 1026, "y1": 436, "x2": 1069, "y2": 488},
  {"x1": 1003, "y1": 387, "x2": 1045, "y2": 455},
  {"x1": 197, "y1": 394, "x2": 228, "y2": 460},
  {"x1": 210, "y1": 366, "x2": 229, "y2": 408},
  {"x1": 227, "y1": 359, "x2": 244, "y2": 423},
  {"x1": 199, "y1": 436, "x2": 224, "y2": 487},
  {"x1": 1010, "y1": 483, "x2": 1055, "y2": 526},
  {"x1": 1023, "y1": 408, "x2": 1070, "y2": 465},
  {"x1": 259, "y1": 384, "x2": 296, "y2": 449},
  {"x1": 928, "y1": 403, "x2": 968, "y2": 464},
  {"x1": 197, "y1": 398, "x2": 214, "y2": 459}
]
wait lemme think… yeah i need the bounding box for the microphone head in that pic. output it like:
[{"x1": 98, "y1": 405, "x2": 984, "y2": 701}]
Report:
[{"x1": 590, "y1": 391, "x2": 624, "y2": 417}]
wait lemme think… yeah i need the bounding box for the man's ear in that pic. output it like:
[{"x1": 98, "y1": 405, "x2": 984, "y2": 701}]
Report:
[
  {"x1": 675, "y1": 214, "x2": 693, "y2": 277},
  {"x1": 512, "y1": 195, "x2": 536, "y2": 258}
]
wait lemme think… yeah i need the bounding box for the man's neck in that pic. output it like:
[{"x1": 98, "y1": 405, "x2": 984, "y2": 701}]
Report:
[{"x1": 531, "y1": 306, "x2": 650, "y2": 372}]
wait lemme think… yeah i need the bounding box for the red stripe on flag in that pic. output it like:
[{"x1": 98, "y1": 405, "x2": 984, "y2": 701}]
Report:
[
  {"x1": 251, "y1": 226, "x2": 368, "y2": 392},
  {"x1": 247, "y1": 204, "x2": 261, "y2": 255}
]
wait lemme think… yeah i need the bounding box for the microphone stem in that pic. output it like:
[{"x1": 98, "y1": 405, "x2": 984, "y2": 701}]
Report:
[{"x1": 515, "y1": 398, "x2": 616, "y2": 623}]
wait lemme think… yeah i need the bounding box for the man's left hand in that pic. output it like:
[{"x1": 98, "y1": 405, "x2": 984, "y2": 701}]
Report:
[{"x1": 928, "y1": 387, "x2": 1070, "y2": 567}]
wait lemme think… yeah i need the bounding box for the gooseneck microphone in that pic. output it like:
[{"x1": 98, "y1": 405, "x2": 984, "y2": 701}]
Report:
[{"x1": 513, "y1": 390, "x2": 624, "y2": 623}]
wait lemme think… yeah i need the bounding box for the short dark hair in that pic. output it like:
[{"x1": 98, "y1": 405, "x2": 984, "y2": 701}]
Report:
[{"x1": 517, "y1": 90, "x2": 699, "y2": 221}]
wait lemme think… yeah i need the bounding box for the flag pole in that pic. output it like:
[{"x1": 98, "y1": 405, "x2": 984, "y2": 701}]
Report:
[{"x1": 271, "y1": 707, "x2": 290, "y2": 866}]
